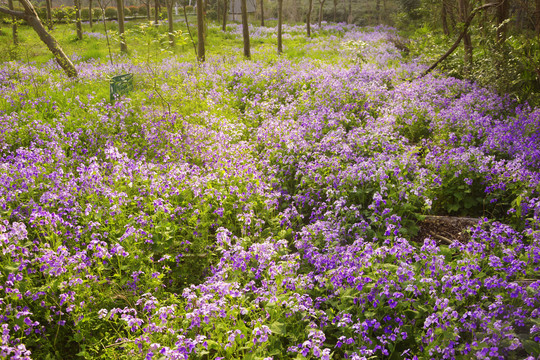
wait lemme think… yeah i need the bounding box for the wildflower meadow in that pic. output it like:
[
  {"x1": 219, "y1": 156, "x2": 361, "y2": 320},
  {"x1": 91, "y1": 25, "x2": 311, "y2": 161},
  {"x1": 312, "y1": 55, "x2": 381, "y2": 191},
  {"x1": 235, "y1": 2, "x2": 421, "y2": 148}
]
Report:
[{"x1": 0, "y1": 23, "x2": 539, "y2": 359}]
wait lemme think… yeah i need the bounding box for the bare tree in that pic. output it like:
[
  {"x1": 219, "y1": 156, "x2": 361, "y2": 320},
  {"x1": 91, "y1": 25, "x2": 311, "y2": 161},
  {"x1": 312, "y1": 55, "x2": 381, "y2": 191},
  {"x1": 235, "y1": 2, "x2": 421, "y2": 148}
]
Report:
[
  {"x1": 117, "y1": 0, "x2": 127, "y2": 52},
  {"x1": 197, "y1": 0, "x2": 205, "y2": 61},
  {"x1": 306, "y1": 0, "x2": 313, "y2": 36},
  {"x1": 277, "y1": 0, "x2": 283, "y2": 53},
  {"x1": 536, "y1": 0, "x2": 540, "y2": 35},
  {"x1": 74, "y1": 0, "x2": 83, "y2": 40},
  {"x1": 441, "y1": 0, "x2": 449, "y2": 35},
  {"x1": 7, "y1": 0, "x2": 18, "y2": 45},
  {"x1": 260, "y1": 0, "x2": 264, "y2": 26},
  {"x1": 241, "y1": 0, "x2": 250, "y2": 58},
  {"x1": 0, "y1": 0, "x2": 77, "y2": 77},
  {"x1": 166, "y1": 0, "x2": 175, "y2": 46},
  {"x1": 458, "y1": 0, "x2": 472, "y2": 70},
  {"x1": 496, "y1": 0, "x2": 509, "y2": 42},
  {"x1": 222, "y1": 0, "x2": 227, "y2": 31},
  {"x1": 45, "y1": 0, "x2": 53, "y2": 30},
  {"x1": 89, "y1": 0, "x2": 93, "y2": 28},
  {"x1": 318, "y1": 0, "x2": 326, "y2": 27}
]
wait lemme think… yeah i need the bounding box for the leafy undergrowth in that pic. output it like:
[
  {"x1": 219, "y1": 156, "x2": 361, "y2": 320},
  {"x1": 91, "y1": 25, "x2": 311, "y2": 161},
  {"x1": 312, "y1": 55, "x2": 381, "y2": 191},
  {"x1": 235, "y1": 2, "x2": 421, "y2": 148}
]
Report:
[{"x1": 0, "y1": 24, "x2": 539, "y2": 360}]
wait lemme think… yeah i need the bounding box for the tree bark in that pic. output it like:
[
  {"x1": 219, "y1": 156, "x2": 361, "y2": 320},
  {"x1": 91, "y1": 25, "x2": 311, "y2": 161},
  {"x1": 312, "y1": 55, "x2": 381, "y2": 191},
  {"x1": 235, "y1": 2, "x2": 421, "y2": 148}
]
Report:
[
  {"x1": 116, "y1": 0, "x2": 127, "y2": 52},
  {"x1": 260, "y1": 0, "x2": 264, "y2": 26},
  {"x1": 7, "y1": 0, "x2": 18, "y2": 45},
  {"x1": 307, "y1": 0, "x2": 313, "y2": 37},
  {"x1": 89, "y1": 0, "x2": 93, "y2": 28},
  {"x1": 536, "y1": 0, "x2": 540, "y2": 36},
  {"x1": 241, "y1": 0, "x2": 250, "y2": 58},
  {"x1": 441, "y1": 0, "x2": 449, "y2": 35},
  {"x1": 74, "y1": 0, "x2": 83, "y2": 40},
  {"x1": 376, "y1": 0, "x2": 381, "y2": 23},
  {"x1": 347, "y1": 0, "x2": 352, "y2": 24},
  {"x1": 318, "y1": 0, "x2": 326, "y2": 27},
  {"x1": 458, "y1": 0, "x2": 472, "y2": 71},
  {"x1": 333, "y1": 0, "x2": 337, "y2": 22},
  {"x1": 222, "y1": 0, "x2": 227, "y2": 31},
  {"x1": 277, "y1": 0, "x2": 283, "y2": 54},
  {"x1": 146, "y1": 1, "x2": 151, "y2": 20},
  {"x1": 45, "y1": 0, "x2": 53, "y2": 30},
  {"x1": 155, "y1": 0, "x2": 160, "y2": 24},
  {"x1": 166, "y1": 0, "x2": 174, "y2": 46},
  {"x1": 0, "y1": 1, "x2": 77, "y2": 77},
  {"x1": 196, "y1": 0, "x2": 205, "y2": 62},
  {"x1": 496, "y1": 0, "x2": 509, "y2": 43}
]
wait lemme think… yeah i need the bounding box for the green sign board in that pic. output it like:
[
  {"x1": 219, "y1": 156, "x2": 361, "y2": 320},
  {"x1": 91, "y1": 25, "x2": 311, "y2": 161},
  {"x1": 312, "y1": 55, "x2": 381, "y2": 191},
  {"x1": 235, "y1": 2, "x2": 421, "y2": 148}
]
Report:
[{"x1": 110, "y1": 73, "x2": 134, "y2": 102}]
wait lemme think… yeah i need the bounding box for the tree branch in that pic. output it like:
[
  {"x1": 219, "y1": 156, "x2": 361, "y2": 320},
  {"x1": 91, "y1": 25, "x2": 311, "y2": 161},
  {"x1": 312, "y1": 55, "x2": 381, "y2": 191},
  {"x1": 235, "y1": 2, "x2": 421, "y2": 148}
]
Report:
[
  {"x1": 0, "y1": 6, "x2": 29, "y2": 19},
  {"x1": 420, "y1": 2, "x2": 500, "y2": 78}
]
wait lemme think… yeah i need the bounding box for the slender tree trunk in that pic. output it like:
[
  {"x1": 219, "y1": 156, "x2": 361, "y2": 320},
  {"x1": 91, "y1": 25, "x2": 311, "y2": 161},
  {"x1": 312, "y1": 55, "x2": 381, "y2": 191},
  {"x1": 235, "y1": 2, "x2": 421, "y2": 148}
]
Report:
[
  {"x1": 496, "y1": 0, "x2": 509, "y2": 43},
  {"x1": 307, "y1": 0, "x2": 313, "y2": 36},
  {"x1": 277, "y1": 0, "x2": 283, "y2": 53},
  {"x1": 333, "y1": 0, "x2": 336, "y2": 22},
  {"x1": 347, "y1": 0, "x2": 352, "y2": 24},
  {"x1": 536, "y1": 0, "x2": 540, "y2": 36},
  {"x1": 74, "y1": 0, "x2": 83, "y2": 40},
  {"x1": 183, "y1": 4, "x2": 197, "y2": 56},
  {"x1": 0, "y1": 1, "x2": 77, "y2": 77},
  {"x1": 318, "y1": 0, "x2": 326, "y2": 27},
  {"x1": 441, "y1": 0, "x2": 449, "y2": 35},
  {"x1": 222, "y1": 0, "x2": 227, "y2": 31},
  {"x1": 166, "y1": 0, "x2": 174, "y2": 46},
  {"x1": 146, "y1": 2, "x2": 151, "y2": 20},
  {"x1": 241, "y1": 0, "x2": 250, "y2": 58},
  {"x1": 260, "y1": 0, "x2": 264, "y2": 26},
  {"x1": 458, "y1": 0, "x2": 472, "y2": 71},
  {"x1": 376, "y1": 0, "x2": 381, "y2": 23},
  {"x1": 197, "y1": 0, "x2": 205, "y2": 61},
  {"x1": 116, "y1": 0, "x2": 127, "y2": 52},
  {"x1": 45, "y1": 0, "x2": 53, "y2": 30},
  {"x1": 7, "y1": 0, "x2": 18, "y2": 45},
  {"x1": 155, "y1": 0, "x2": 160, "y2": 24},
  {"x1": 89, "y1": 0, "x2": 93, "y2": 28}
]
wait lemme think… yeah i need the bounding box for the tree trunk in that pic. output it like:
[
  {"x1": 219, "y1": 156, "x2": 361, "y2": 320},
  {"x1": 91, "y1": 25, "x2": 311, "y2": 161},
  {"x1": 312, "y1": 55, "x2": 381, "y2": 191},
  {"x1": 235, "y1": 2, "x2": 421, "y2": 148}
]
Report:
[
  {"x1": 333, "y1": 0, "x2": 336, "y2": 22},
  {"x1": 183, "y1": 4, "x2": 197, "y2": 56},
  {"x1": 307, "y1": 0, "x2": 312, "y2": 37},
  {"x1": 45, "y1": 0, "x2": 53, "y2": 30},
  {"x1": 7, "y1": 0, "x2": 18, "y2": 45},
  {"x1": 260, "y1": 0, "x2": 264, "y2": 26},
  {"x1": 441, "y1": 0, "x2": 449, "y2": 35},
  {"x1": 166, "y1": 0, "x2": 174, "y2": 46},
  {"x1": 376, "y1": 0, "x2": 381, "y2": 23},
  {"x1": 496, "y1": 0, "x2": 509, "y2": 43},
  {"x1": 197, "y1": 0, "x2": 205, "y2": 61},
  {"x1": 116, "y1": 0, "x2": 127, "y2": 52},
  {"x1": 241, "y1": 0, "x2": 250, "y2": 58},
  {"x1": 536, "y1": 0, "x2": 540, "y2": 36},
  {"x1": 74, "y1": 0, "x2": 83, "y2": 40},
  {"x1": 222, "y1": 0, "x2": 227, "y2": 31},
  {"x1": 318, "y1": 0, "x2": 326, "y2": 27},
  {"x1": 146, "y1": 2, "x2": 151, "y2": 20},
  {"x1": 155, "y1": 0, "x2": 160, "y2": 24},
  {"x1": 347, "y1": 0, "x2": 352, "y2": 24},
  {"x1": 277, "y1": 0, "x2": 283, "y2": 53},
  {"x1": 458, "y1": 0, "x2": 472, "y2": 71},
  {"x1": 89, "y1": 0, "x2": 93, "y2": 28},
  {"x1": 0, "y1": 1, "x2": 77, "y2": 77}
]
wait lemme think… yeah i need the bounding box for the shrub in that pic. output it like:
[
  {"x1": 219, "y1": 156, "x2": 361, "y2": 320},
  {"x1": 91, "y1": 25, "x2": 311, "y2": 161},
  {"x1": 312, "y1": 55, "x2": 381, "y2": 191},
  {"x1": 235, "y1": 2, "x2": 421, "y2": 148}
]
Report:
[
  {"x1": 105, "y1": 6, "x2": 117, "y2": 19},
  {"x1": 35, "y1": 6, "x2": 48, "y2": 19},
  {"x1": 93, "y1": 8, "x2": 103, "y2": 19},
  {"x1": 80, "y1": 7, "x2": 91, "y2": 20},
  {"x1": 128, "y1": 6, "x2": 138, "y2": 16},
  {"x1": 122, "y1": 7, "x2": 131, "y2": 16},
  {"x1": 138, "y1": 4, "x2": 148, "y2": 16},
  {"x1": 53, "y1": 7, "x2": 68, "y2": 21}
]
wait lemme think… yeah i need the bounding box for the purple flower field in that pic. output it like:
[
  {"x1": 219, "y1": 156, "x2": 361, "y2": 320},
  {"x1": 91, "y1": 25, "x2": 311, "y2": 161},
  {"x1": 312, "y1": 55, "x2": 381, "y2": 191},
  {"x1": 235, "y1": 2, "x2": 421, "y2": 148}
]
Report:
[{"x1": 0, "y1": 25, "x2": 539, "y2": 359}]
